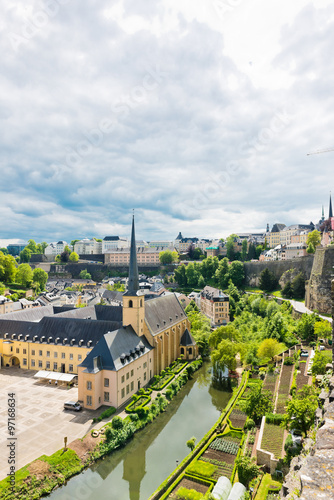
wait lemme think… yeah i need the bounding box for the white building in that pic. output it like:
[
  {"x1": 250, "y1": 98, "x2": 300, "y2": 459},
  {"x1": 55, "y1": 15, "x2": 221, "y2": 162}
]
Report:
[
  {"x1": 74, "y1": 238, "x2": 102, "y2": 255},
  {"x1": 102, "y1": 236, "x2": 129, "y2": 254}
]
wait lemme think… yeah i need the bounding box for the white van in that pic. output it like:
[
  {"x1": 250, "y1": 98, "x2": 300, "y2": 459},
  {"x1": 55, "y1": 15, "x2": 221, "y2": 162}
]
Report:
[{"x1": 64, "y1": 401, "x2": 82, "y2": 412}]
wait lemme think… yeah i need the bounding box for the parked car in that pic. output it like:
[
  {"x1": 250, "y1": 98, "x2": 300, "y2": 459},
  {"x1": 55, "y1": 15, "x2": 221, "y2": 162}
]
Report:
[
  {"x1": 64, "y1": 401, "x2": 82, "y2": 412},
  {"x1": 319, "y1": 345, "x2": 325, "y2": 351},
  {"x1": 300, "y1": 350, "x2": 309, "y2": 357}
]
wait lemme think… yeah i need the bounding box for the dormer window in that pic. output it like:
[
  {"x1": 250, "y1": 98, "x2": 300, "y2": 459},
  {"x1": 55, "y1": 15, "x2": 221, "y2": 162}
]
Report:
[
  {"x1": 33, "y1": 335, "x2": 38, "y2": 342},
  {"x1": 25, "y1": 335, "x2": 30, "y2": 341},
  {"x1": 63, "y1": 337, "x2": 68, "y2": 345},
  {"x1": 48, "y1": 336, "x2": 52, "y2": 343},
  {"x1": 41, "y1": 336, "x2": 45, "y2": 342},
  {"x1": 18, "y1": 334, "x2": 23, "y2": 340},
  {"x1": 4, "y1": 333, "x2": 8, "y2": 339},
  {"x1": 11, "y1": 333, "x2": 16, "y2": 339},
  {"x1": 55, "y1": 337, "x2": 60, "y2": 344}
]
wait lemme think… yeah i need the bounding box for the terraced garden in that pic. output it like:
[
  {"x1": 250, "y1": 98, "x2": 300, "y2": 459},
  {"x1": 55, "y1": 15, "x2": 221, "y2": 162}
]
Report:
[
  {"x1": 276, "y1": 363, "x2": 293, "y2": 414},
  {"x1": 261, "y1": 423, "x2": 285, "y2": 459},
  {"x1": 228, "y1": 407, "x2": 247, "y2": 429},
  {"x1": 262, "y1": 373, "x2": 278, "y2": 400}
]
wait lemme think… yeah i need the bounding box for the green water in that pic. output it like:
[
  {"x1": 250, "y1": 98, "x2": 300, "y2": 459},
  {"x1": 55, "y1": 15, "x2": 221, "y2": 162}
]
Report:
[{"x1": 47, "y1": 362, "x2": 231, "y2": 500}]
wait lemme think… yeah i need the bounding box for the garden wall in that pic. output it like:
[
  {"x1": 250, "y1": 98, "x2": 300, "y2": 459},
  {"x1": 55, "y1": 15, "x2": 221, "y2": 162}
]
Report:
[{"x1": 256, "y1": 416, "x2": 279, "y2": 474}]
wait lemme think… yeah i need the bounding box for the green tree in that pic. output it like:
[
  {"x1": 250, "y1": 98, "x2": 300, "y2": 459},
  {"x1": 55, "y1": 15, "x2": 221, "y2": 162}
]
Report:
[
  {"x1": 0, "y1": 247, "x2": 8, "y2": 255},
  {"x1": 247, "y1": 242, "x2": 257, "y2": 260},
  {"x1": 32, "y1": 268, "x2": 48, "y2": 291},
  {"x1": 16, "y1": 264, "x2": 33, "y2": 287},
  {"x1": 292, "y1": 272, "x2": 305, "y2": 299},
  {"x1": 69, "y1": 252, "x2": 79, "y2": 263},
  {"x1": 0, "y1": 254, "x2": 17, "y2": 283},
  {"x1": 235, "y1": 456, "x2": 260, "y2": 488},
  {"x1": 71, "y1": 239, "x2": 80, "y2": 247},
  {"x1": 79, "y1": 269, "x2": 92, "y2": 280},
  {"x1": 174, "y1": 264, "x2": 187, "y2": 286},
  {"x1": 185, "y1": 300, "x2": 199, "y2": 313},
  {"x1": 26, "y1": 239, "x2": 38, "y2": 254},
  {"x1": 215, "y1": 257, "x2": 229, "y2": 288},
  {"x1": 186, "y1": 436, "x2": 196, "y2": 451},
  {"x1": 228, "y1": 261, "x2": 245, "y2": 287},
  {"x1": 259, "y1": 268, "x2": 278, "y2": 292},
  {"x1": 306, "y1": 230, "x2": 321, "y2": 253},
  {"x1": 159, "y1": 250, "x2": 178, "y2": 264},
  {"x1": 20, "y1": 248, "x2": 31, "y2": 263},
  {"x1": 297, "y1": 314, "x2": 316, "y2": 341},
  {"x1": 241, "y1": 239, "x2": 248, "y2": 261},
  {"x1": 185, "y1": 263, "x2": 200, "y2": 287},
  {"x1": 311, "y1": 351, "x2": 328, "y2": 375},
  {"x1": 60, "y1": 251, "x2": 70, "y2": 263},
  {"x1": 241, "y1": 385, "x2": 274, "y2": 423},
  {"x1": 314, "y1": 320, "x2": 332, "y2": 340},
  {"x1": 283, "y1": 386, "x2": 318, "y2": 435},
  {"x1": 282, "y1": 281, "x2": 294, "y2": 299},
  {"x1": 209, "y1": 324, "x2": 241, "y2": 349},
  {"x1": 201, "y1": 256, "x2": 219, "y2": 280},
  {"x1": 226, "y1": 234, "x2": 238, "y2": 261},
  {"x1": 211, "y1": 339, "x2": 239, "y2": 372},
  {"x1": 257, "y1": 338, "x2": 285, "y2": 362}
]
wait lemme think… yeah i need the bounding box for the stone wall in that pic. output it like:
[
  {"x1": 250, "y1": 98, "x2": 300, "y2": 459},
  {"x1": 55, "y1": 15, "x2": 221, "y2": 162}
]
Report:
[
  {"x1": 305, "y1": 246, "x2": 334, "y2": 315},
  {"x1": 244, "y1": 255, "x2": 314, "y2": 288},
  {"x1": 256, "y1": 416, "x2": 280, "y2": 474}
]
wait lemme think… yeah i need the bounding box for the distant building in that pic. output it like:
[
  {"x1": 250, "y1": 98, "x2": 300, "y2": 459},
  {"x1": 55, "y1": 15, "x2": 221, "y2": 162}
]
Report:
[
  {"x1": 200, "y1": 286, "x2": 229, "y2": 326},
  {"x1": 45, "y1": 241, "x2": 68, "y2": 257},
  {"x1": 74, "y1": 238, "x2": 102, "y2": 255},
  {"x1": 265, "y1": 224, "x2": 286, "y2": 248},
  {"x1": 280, "y1": 225, "x2": 313, "y2": 247},
  {"x1": 104, "y1": 247, "x2": 175, "y2": 266},
  {"x1": 285, "y1": 243, "x2": 307, "y2": 259},
  {"x1": 7, "y1": 243, "x2": 26, "y2": 256},
  {"x1": 102, "y1": 236, "x2": 129, "y2": 254}
]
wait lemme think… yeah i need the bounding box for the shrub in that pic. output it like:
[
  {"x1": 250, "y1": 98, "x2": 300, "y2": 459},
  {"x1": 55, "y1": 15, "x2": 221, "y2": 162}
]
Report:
[
  {"x1": 129, "y1": 413, "x2": 139, "y2": 422},
  {"x1": 245, "y1": 418, "x2": 255, "y2": 430},
  {"x1": 265, "y1": 413, "x2": 284, "y2": 425},
  {"x1": 187, "y1": 460, "x2": 217, "y2": 478},
  {"x1": 111, "y1": 416, "x2": 123, "y2": 429},
  {"x1": 284, "y1": 356, "x2": 294, "y2": 366},
  {"x1": 176, "y1": 487, "x2": 202, "y2": 500},
  {"x1": 93, "y1": 406, "x2": 116, "y2": 422},
  {"x1": 105, "y1": 427, "x2": 117, "y2": 441}
]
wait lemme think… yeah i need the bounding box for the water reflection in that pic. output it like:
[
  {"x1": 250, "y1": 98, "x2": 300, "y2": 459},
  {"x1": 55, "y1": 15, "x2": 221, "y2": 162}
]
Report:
[{"x1": 47, "y1": 362, "x2": 231, "y2": 500}]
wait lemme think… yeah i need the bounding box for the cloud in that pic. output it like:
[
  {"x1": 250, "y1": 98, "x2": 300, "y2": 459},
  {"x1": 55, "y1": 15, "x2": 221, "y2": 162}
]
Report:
[{"x1": 0, "y1": 0, "x2": 333, "y2": 244}]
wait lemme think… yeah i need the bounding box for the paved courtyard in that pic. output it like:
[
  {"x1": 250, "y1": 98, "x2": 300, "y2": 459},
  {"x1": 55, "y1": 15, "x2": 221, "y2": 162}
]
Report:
[{"x1": 0, "y1": 367, "x2": 101, "y2": 481}]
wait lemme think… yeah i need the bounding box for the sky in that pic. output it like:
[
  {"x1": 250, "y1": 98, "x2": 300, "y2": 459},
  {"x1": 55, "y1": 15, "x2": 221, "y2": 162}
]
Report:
[{"x1": 1, "y1": 0, "x2": 334, "y2": 245}]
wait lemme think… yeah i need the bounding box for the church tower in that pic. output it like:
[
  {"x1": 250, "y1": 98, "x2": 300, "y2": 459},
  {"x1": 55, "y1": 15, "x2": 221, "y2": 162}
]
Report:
[
  {"x1": 329, "y1": 192, "x2": 333, "y2": 219},
  {"x1": 122, "y1": 215, "x2": 145, "y2": 336}
]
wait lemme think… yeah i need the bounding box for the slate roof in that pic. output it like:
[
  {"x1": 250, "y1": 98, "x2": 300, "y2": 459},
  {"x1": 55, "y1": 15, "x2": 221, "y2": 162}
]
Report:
[
  {"x1": 271, "y1": 223, "x2": 286, "y2": 232},
  {"x1": 101, "y1": 290, "x2": 123, "y2": 303},
  {"x1": 144, "y1": 293, "x2": 187, "y2": 335},
  {"x1": 0, "y1": 305, "x2": 55, "y2": 322},
  {"x1": 79, "y1": 326, "x2": 153, "y2": 372},
  {"x1": 52, "y1": 305, "x2": 122, "y2": 322},
  {"x1": 180, "y1": 328, "x2": 196, "y2": 347},
  {"x1": 201, "y1": 286, "x2": 229, "y2": 301},
  {"x1": 0, "y1": 316, "x2": 122, "y2": 347}
]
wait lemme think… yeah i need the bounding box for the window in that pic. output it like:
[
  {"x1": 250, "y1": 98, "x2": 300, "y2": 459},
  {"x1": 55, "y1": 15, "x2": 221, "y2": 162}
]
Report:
[
  {"x1": 23, "y1": 349, "x2": 27, "y2": 354},
  {"x1": 129, "y1": 300, "x2": 133, "y2": 308},
  {"x1": 53, "y1": 363, "x2": 58, "y2": 371},
  {"x1": 126, "y1": 384, "x2": 129, "y2": 395},
  {"x1": 121, "y1": 388, "x2": 125, "y2": 398},
  {"x1": 23, "y1": 358, "x2": 27, "y2": 366},
  {"x1": 121, "y1": 375, "x2": 125, "y2": 383},
  {"x1": 38, "y1": 361, "x2": 42, "y2": 368},
  {"x1": 86, "y1": 396, "x2": 92, "y2": 406},
  {"x1": 10, "y1": 346, "x2": 12, "y2": 352},
  {"x1": 31, "y1": 360, "x2": 35, "y2": 367},
  {"x1": 143, "y1": 362, "x2": 147, "y2": 369},
  {"x1": 144, "y1": 372, "x2": 147, "y2": 381},
  {"x1": 54, "y1": 352, "x2": 58, "y2": 358},
  {"x1": 31, "y1": 350, "x2": 35, "y2": 356},
  {"x1": 69, "y1": 364, "x2": 73, "y2": 372},
  {"x1": 78, "y1": 355, "x2": 82, "y2": 361},
  {"x1": 104, "y1": 378, "x2": 109, "y2": 387},
  {"x1": 61, "y1": 352, "x2": 65, "y2": 359},
  {"x1": 87, "y1": 381, "x2": 92, "y2": 390},
  {"x1": 126, "y1": 372, "x2": 129, "y2": 380},
  {"x1": 69, "y1": 353, "x2": 73, "y2": 360},
  {"x1": 131, "y1": 381, "x2": 134, "y2": 391},
  {"x1": 46, "y1": 351, "x2": 50, "y2": 357},
  {"x1": 16, "y1": 348, "x2": 19, "y2": 353},
  {"x1": 46, "y1": 362, "x2": 50, "y2": 369},
  {"x1": 104, "y1": 392, "x2": 109, "y2": 402},
  {"x1": 131, "y1": 370, "x2": 134, "y2": 377}
]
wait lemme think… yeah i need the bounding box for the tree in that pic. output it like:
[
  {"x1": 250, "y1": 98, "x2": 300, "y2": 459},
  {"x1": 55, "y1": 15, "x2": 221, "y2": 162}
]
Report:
[
  {"x1": 311, "y1": 351, "x2": 328, "y2": 375},
  {"x1": 79, "y1": 269, "x2": 92, "y2": 280},
  {"x1": 283, "y1": 386, "x2": 318, "y2": 435},
  {"x1": 297, "y1": 313, "x2": 316, "y2": 341},
  {"x1": 1, "y1": 255, "x2": 17, "y2": 282},
  {"x1": 201, "y1": 256, "x2": 219, "y2": 280},
  {"x1": 235, "y1": 456, "x2": 260, "y2": 488},
  {"x1": 209, "y1": 324, "x2": 240, "y2": 349},
  {"x1": 292, "y1": 272, "x2": 305, "y2": 299},
  {"x1": 174, "y1": 264, "x2": 187, "y2": 286},
  {"x1": 226, "y1": 234, "x2": 237, "y2": 261},
  {"x1": 71, "y1": 239, "x2": 80, "y2": 247},
  {"x1": 26, "y1": 239, "x2": 38, "y2": 254},
  {"x1": 257, "y1": 338, "x2": 285, "y2": 362},
  {"x1": 228, "y1": 261, "x2": 245, "y2": 287},
  {"x1": 159, "y1": 250, "x2": 178, "y2": 265},
  {"x1": 306, "y1": 230, "x2": 321, "y2": 253},
  {"x1": 60, "y1": 251, "x2": 70, "y2": 263},
  {"x1": 20, "y1": 248, "x2": 31, "y2": 263},
  {"x1": 241, "y1": 385, "x2": 274, "y2": 423},
  {"x1": 0, "y1": 247, "x2": 8, "y2": 255},
  {"x1": 259, "y1": 268, "x2": 278, "y2": 292},
  {"x1": 211, "y1": 339, "x2": 239, "y2": 372},
  {"x1": 69, "y1": 252, "x2": 79, "y2": 263},
  {"x1": 282, "y1": 281, "x2": 294, "y2": 299},
  {"x1": 16, "y1": 264, "x2": 33, "y2": 287},
  {"x1": 32, "y1": 268, "x2": 48, "y2": 291},
  {"x1": 186, "y1": 436, "x2": 196, "y2": 451},
  {"x1": 185, "y1": 263, "x2": 200, "y2": 287},
  {"x1": 185, "y1": 300, "x2": 199, "y2": 313},
  {"x1": 215, "y1": 257, "x2": 229, "y2": 288},
  {"x1": 247, "y1": 242, "x2": 257, "y2": 260},
  {"x1": 314, "y1": 320, "x2": 332, "y2": 340}
]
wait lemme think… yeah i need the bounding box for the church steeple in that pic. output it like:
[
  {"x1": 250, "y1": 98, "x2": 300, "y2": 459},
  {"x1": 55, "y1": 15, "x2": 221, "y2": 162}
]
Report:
[
  {"x1": 321, "y1": 205, "x2": 325, "y2": 222},
  {"x1": 125, "y1": 214, "x2": 139, "y2": 296},
  {"x1": 329, "y1": 192, "x2": 333, "y2": 219}
]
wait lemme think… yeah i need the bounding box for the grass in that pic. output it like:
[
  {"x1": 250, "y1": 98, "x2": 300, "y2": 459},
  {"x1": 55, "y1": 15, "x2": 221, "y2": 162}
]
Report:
[
  {"x1": 254, "y1": 473, "x2": 281, "y2": 500},
  {"x1": 261, "y1": 424, "x2": 285, "y2": 459},
  {"x1": 187, "y1": 460, "x2": 217, "y2": 478}
]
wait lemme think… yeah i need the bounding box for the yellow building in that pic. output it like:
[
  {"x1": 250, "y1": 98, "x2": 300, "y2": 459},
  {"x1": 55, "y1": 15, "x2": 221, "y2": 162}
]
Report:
[
  {"x1": 78, "y1": 216, "x2": 197, "y2": 410},
  {"x1": 266, "y1": 223, "x2": 286, "y2": 248}
]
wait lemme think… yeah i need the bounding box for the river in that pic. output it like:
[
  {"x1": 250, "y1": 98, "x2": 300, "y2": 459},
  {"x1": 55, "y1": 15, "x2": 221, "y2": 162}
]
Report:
[{"x1": 46, "y1": 362, "x2": 231, "y2": 500}]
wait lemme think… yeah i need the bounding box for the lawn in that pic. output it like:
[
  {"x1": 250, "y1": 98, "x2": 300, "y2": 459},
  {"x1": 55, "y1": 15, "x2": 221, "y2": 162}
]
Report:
[
  {"x1": 254, "y1": 473, "x2": 281, "y2": 500},
  {"x1": 261, "y1": 424, "x2": 285, "y2": 459}
]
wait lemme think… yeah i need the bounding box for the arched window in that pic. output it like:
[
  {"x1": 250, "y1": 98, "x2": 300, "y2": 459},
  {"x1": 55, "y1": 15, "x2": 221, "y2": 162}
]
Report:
[
  {"x1": 180, "y1": 347, "x2": 185, "y2": 355},
  {"x1": 129, "y1": 300, "x2": 133, "y2": 308},
  {"x1": 189, "y1": 348, "x2": 192, "y2": 355}
]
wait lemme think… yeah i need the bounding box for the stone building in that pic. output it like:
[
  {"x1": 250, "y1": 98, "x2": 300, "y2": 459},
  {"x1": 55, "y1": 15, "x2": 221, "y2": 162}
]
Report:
[{"x1": 200, "y1": 285, "x2": 229, "y2": 326}]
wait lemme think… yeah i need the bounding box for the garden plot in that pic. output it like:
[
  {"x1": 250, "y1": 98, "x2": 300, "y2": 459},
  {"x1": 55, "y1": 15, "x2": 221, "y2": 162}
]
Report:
[
  {"x1": 262, "y1": 373, "x2": 278, "y2": 400},
  {"x1": 261, "y1": 423, "x2": 285, "y2": 459},
  {"x1": 276, "y1": 364, "x2": 294, "y2": 414},
  {"x1": 200, "y1": 435, "x2": 241, "y2": 479},
  {"x1": 169, "y1": 477, "x2": 210, "y2": 498},
  {"x1": 229, "y1": 408, "x2": 247, "y2": 429}
]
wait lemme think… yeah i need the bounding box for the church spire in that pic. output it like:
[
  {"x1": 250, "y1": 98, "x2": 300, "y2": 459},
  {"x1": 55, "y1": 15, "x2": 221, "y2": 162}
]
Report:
[
  {"x1": 125, "y1": 213, "x2": 139, "y2": 296},
  {"x1": 321, "y1": 205, "x2": 325, "y2": 222},
  {"x1": 329, "y1": 192, "x2": 333, "y2": 219}
]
